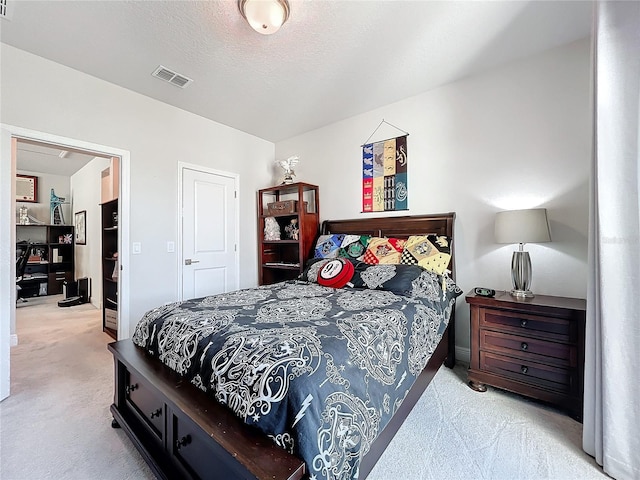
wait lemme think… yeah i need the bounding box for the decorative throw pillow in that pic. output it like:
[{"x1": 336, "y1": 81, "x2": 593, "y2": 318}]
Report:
[
  {"x1": 410, "y1": 269, "x2": 463, "y2": 305},
  {"x1": 362, "y1": 237, "x2": 406, "y2": 264},
  {"x1": 400, "y1": 235, "x2": 451, "y2": 275},
  {"x1": 299, "y1": 258, "x2": 331, "y2": 283},
  {"x1": 317, "y1": 258, "x2": 356, "y2": 289},
  {"x1": 338, "y1": 235, "x2": 371, "y2": 261},
  {"x1": 350, "y1": 263, "x2": 425, "y2": 295},
  {"x1": 314, "y1": 234, "x2": 345, "y2": 259}
]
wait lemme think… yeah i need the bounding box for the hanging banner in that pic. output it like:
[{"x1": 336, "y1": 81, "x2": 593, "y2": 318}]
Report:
[{"x1": 362, "y1": 134, "x2": 408, "y2": 212}]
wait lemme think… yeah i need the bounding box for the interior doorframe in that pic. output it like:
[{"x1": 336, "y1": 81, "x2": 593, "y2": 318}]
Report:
[
  {"x1": 177, "y1": 162, "x2": 240, "y2": 301},
  {"x1": 0, "y1": 124, "x2": 131, "y2": 401}
]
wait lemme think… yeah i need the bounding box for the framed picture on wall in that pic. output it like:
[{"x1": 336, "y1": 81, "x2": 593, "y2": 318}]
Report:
[
  {"x1": 16, "y1": 174, "x2": 38, "y2": 203},
  {"x1": 75, "y1": 210, "x2": 86, "y2": 245}
]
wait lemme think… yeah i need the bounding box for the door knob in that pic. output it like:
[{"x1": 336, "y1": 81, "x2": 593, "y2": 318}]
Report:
[{"x1": 184, "y1": 259, "x2": 200, "y2": 265}]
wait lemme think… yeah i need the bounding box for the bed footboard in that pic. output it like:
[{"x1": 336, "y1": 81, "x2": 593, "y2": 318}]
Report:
[{"x1": 108, "y1": 340, "x2": 305, "y2": 480}]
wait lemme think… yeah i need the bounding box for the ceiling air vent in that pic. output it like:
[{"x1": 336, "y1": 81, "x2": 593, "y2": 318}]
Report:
[
  {"x1": 151, "y1": 65, "x2": 193, "y2": 89},
  {"x1": 0, "y1": 0, "x2": 14, "y2": 21}
]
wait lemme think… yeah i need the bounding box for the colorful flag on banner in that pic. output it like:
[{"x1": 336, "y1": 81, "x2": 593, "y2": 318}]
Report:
[{"x1": 362, "y1": 135, "x2": 408, "y2": 212}]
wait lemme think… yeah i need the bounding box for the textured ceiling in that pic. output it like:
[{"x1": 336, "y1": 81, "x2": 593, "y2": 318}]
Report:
[
  {"x1": 16, "y1": 140, "x2": 105, "y2": 176},
  {"x1": 1, "y1": 0, "x2": 593, "y2": 143}
]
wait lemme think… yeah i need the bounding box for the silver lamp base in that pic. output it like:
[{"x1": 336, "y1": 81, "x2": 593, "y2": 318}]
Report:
[
  {"x1": 510, "y1": 250, "x2": 535, "y2": 298},
  {"x1": 510, "y1": 288, "x2": 534, "y2": 298}
]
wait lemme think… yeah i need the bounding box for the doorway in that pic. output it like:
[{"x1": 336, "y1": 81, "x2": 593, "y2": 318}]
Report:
[
  {"x1": 15, "y1": 139, "x2": 109, "y2": 307},
  {"x1": 1, "y1": 124, "x2": 131, "y2": 400}
]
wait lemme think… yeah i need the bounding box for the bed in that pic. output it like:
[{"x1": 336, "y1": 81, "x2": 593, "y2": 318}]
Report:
[{"x1": 109, "y1": 212, "x2": 460, "y2": 480}]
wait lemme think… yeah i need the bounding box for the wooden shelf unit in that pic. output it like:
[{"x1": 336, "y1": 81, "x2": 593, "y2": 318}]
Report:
[
  {"x1": 16, "y1": 224, "x2": 75, "y2": 297},
  {"x1": 257, "y1": 183, "x2": 319, "y2": 285},
  {"x1": 101, "y1": 199, "x2": 118, "y2": 339}
]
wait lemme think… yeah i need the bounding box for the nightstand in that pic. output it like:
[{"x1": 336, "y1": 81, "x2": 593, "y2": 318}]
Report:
[{"x1": 466, "y1": 290, "x2": 586, "y2": 420}]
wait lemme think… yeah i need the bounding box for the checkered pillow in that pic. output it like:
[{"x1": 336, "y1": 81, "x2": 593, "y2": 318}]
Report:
[
  {"x1": 362, "y1": 237, "x2": 406, "y2": 264},
  {"x1": 400, "y1": 235, "x2": 451, "y2": 275}
]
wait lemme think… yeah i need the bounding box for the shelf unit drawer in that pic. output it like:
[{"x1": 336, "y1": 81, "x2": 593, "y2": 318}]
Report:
[
  {"x1": 480, "y1": 308, "x2": 575, "y2": 343},
  {"x1": 48, "y1": 271, "x2": 73, "y2": 295},
  {"x1": 480, "y1": 330, "x2": 576, "y2": 367}
]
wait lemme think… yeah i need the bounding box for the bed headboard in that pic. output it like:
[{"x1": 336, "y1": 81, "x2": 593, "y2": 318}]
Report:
[
  {"x1": 320, "y1": 212, "x2": 456, "y2": 280},
  {"x1": 321, "y1": 212, "x2": 458, "y2": 397}
]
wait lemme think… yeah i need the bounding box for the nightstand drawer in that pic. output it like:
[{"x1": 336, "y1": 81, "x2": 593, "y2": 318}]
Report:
[
  {"x1": 480, "y1": 351, "x2": 576, "y2": 393},
  {"x1": 480, "y1": 309, "x2": 575, "y2": 343},
  {"x1": 480, "y1": 330, "x2": 576, "y2": 367}
]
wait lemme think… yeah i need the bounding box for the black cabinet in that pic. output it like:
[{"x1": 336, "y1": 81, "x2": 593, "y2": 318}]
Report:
[
  {"x1": 16, "y1": 224, "x2": 74, "y2": 297},
  {"x1": 101, "y1": 199, "x2": 118, "y2": 338}
]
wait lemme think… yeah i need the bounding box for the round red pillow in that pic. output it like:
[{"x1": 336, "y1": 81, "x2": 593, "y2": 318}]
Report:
[{"x1": 317, "y1": 258, "x2": 355, "y2": 288}]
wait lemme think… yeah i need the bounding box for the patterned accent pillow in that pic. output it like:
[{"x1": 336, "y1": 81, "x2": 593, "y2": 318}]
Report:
[
  {"x1": 338, "y1": 235, "x2": 371, "y2": 261},
  {"x1": 299, "y1": 258, "x2": 331, "y2": 283},
  {"x1": 410, "y1": 269, "x2": 463, "y2": 305},
  {"x1": 350, "y1": 263, "x2": 425, "y2": 295},
  {"x1": 400, "y1": 235, "x2": 452, "y2": 275},
  {"x1": 362, "y1": 237, "x2": 406, "y2": 264},
  {"x1": 313, "y1": 234, "x2": 345, "y2": 259}
]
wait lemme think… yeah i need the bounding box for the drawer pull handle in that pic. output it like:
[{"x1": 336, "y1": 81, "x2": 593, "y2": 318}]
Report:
[
  {"x1": 520, "y1": 319, "x2": 528, "y2": 327},
  {"x1": 521, "y1": 365, "x2": 529, "y2": 374},
  {"x1": 150, "y1": 408, "x2": 162, "y2": 419},
  {"x1": 176, "y1": 434, "x2": 192, "y2": 451},
  {"x1": 125, "y1": 383, "x2": 138, "y2": 395},
  {"x1": 521, "y1": 342, "x2": 528, "y2": 351}
]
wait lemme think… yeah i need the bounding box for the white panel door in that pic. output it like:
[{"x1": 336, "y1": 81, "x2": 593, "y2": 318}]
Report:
[{"x1": 182, "y1": 167, "x2": 238, "y2": 300}]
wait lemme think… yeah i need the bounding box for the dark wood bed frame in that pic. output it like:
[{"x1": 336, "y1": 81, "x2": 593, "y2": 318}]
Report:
[{"x1": 109, "y1": 212, "x2": 456, "y2": 480}]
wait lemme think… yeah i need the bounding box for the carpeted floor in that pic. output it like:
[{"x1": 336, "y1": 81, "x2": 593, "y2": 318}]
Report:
[
  {"x1": 1, "y1": 296, "x2": 153, "y2": 480},
  {"x1": 1, "y1": 295, "x2": 607, "y2": 480}
]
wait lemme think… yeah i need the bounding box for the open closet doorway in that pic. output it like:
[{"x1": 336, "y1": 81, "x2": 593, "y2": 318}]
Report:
[{"x1": 0, "y1": 124, "x2": 131, "y2": 400}]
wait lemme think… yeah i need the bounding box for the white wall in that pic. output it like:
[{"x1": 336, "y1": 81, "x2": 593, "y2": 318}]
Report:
[
  {"x1": 1, "y1": 39, "x2": 591, "y2": 358},
  {"x1": 16, "y1": 170, "x2": 72, "y2": 225},
  {"x1": 1, "y1": 43, "x2": 275, "y2": 336},
  {"x1": 0, "y1": 132, "x2": 16, "y2": 400},
  {"x1": 71, "y1": 157, "x2": 111, "y2": 309},
  {"x1": 275, "y1": 40, "x2": 592, "y2": 355}
]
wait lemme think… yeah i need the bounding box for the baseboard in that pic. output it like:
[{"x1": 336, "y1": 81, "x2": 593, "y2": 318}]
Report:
[
  {"x1": 10, "y1": 334, "x2": 18, "y2": 347},
  {"x1": 455, "y1": 346, "x2": 470, "y2": 365}
]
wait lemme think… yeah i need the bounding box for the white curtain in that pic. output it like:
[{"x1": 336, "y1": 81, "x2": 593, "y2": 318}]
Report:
[{"x1": 584, "y1": 2, "x2": 640, "y2": 480}]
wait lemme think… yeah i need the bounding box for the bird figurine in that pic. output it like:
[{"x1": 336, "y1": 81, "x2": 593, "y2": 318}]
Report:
[{"x1": 276, "y1": 155, "x2": 299, "y2": 184}]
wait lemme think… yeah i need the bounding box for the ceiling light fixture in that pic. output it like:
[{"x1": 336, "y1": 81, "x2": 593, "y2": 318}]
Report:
[{"x1": 238, "y1": 0, "x2": 290, "y2": 35}]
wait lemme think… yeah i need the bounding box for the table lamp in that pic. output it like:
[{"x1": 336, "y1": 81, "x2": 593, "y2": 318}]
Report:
[{"x1": 494, "y1": 208, "x2": 551, "y2": 298}]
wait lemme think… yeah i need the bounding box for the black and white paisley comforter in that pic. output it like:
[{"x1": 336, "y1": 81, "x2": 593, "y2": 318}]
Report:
[{"x1": 132, "y1": 270, "x2": 461, "y2": 480}]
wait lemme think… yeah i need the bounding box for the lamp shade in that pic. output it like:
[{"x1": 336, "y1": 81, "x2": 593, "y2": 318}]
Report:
[{"x1": 495, "y1": 208, "x2": 551, "y2": 245}]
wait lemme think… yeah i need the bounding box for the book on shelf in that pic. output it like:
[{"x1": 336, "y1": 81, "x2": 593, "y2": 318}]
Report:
[{"x1": 264, "y1": 262, "x2": 300, "y2": 267}]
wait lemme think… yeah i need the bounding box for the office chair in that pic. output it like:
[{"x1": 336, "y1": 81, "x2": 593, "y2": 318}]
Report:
[{"x1": 16, "y1": 242, "x2": 31, "y2": 303}]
